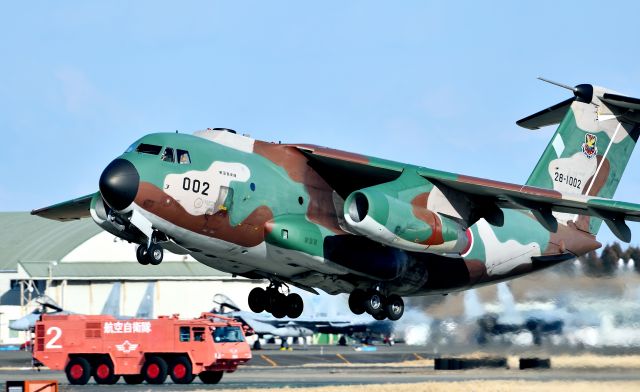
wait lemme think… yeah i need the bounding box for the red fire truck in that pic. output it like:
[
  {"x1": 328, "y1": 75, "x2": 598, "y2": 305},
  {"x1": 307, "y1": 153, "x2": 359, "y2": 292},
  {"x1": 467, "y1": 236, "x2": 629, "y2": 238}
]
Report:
[{"x1": 32, "y1": 312, "x2": 251, "y2": 385}]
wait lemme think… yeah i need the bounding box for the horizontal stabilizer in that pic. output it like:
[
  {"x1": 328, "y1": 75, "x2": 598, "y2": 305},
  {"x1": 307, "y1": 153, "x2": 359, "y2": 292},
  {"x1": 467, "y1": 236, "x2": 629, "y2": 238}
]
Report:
[
  {"x1": 516, "y1": 98, "x2": 573, "y2": 130},
  {"x1": 601, "y1": 92, "x2": 640, "y2": 111}
]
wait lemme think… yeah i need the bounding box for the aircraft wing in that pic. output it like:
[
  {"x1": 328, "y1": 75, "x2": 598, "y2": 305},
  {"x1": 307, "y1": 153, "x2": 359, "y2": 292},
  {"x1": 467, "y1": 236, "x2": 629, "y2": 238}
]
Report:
[
  {"x1": 295, "y1": 144, "x2": 640, "y2": 241},
  {"x1": 31, "y1": 193, "x2": 96, "y2": 221}
]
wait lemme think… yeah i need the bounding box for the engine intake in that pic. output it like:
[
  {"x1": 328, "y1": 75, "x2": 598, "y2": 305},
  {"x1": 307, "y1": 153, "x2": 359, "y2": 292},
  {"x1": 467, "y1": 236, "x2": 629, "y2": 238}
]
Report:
[{"x1": 343, "y1": 181, "x2": 470, "y2": 255}]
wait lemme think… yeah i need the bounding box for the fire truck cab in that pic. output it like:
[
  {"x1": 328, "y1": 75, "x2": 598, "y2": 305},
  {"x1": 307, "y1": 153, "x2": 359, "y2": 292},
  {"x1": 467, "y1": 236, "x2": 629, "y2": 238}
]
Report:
[{"x1": 32, "y1": 312, "x2": 251, "y2": 385}]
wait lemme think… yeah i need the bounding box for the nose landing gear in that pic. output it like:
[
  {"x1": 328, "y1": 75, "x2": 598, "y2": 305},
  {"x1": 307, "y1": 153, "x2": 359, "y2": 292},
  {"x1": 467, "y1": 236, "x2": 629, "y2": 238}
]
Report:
[
  {"x1": 136, "y1": 243, "x2": 163, "y2": 265},
  {"x1": 248, "y1": 283, "x2": 304, "y2": 319},
  {"x1": 348, "y1": 289, "x2": 404, "y2": 321},
  {"x1": 135, "y1": 231, "x2": 165, "y2": 266}
]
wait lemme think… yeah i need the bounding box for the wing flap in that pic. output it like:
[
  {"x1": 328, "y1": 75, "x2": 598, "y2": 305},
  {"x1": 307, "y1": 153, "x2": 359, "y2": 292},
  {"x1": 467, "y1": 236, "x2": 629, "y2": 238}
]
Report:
[
  {"x1": 31, "y1": 193, "x2": 96, "y2": 221},
  {"x1": 420, "y1": 170, "x2": 640, "y2": 241}
]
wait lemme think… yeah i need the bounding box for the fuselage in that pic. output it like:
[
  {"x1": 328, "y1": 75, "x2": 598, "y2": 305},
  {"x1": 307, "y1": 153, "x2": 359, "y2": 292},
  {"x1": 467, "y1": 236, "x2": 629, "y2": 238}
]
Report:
[{"x1": 94, "y1": 129, "x2": 600, "y2": 297}]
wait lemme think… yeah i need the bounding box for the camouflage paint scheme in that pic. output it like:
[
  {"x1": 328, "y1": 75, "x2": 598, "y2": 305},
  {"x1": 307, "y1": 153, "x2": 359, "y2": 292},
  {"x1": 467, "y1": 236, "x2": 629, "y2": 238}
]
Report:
[{"x1": 33, "y1": 83, "x2": 640, "y2": 299}]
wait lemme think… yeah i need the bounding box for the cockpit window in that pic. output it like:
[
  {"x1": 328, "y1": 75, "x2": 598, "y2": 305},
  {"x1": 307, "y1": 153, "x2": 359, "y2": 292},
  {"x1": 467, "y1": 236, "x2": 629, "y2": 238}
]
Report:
[
  {"x1": 177, "y1": 149, "x2": 191, "y2": 164},
  {"x1": 136, "y1": 143, "x2": 162, "y2": 155},
  {"x1": 161, "y1": 147, "x2": 175, "y2": 162}
]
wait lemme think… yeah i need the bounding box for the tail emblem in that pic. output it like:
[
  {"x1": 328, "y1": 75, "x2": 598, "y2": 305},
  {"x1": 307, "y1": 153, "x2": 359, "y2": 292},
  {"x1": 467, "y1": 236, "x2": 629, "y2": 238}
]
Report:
[{"x1": 582, "y1": 133, "x2": 598, "y2": 159}]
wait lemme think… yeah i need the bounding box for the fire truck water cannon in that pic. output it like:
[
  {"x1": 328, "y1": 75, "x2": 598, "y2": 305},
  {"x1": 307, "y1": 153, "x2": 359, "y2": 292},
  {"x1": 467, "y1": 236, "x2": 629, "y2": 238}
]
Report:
[{"x1": 32, "y1": 313, "x2": 252, "y2": 385}]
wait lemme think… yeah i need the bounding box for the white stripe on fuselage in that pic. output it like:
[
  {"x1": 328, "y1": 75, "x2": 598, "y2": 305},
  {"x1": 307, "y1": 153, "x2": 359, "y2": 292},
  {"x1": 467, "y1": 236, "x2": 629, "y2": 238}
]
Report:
[{"x1": 476, "y1": 220, "x2": 541, "y2": 275}]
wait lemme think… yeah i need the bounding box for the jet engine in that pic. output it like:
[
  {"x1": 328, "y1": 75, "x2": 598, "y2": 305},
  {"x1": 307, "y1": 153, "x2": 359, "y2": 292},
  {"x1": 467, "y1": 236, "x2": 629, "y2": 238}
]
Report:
[{"x1": 343, "y1": 175, "x2": 470, "y2": 255}]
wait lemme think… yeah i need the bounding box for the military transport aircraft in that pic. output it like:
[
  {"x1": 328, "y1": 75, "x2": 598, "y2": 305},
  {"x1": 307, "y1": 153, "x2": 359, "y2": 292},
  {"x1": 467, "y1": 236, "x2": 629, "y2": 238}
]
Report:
[{"x1": 32, "y1": 79, "x2": 640, "y2": 321}]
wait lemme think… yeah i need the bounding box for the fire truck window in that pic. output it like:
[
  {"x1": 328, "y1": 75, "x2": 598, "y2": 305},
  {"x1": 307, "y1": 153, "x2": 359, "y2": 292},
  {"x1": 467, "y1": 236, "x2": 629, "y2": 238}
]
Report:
[
  {"x1": 193, "y1": 327, "x2": 205, "y2": 342},
  {"x1": 179, "y1": 326, "x2": 190, "y2": 342},
  {"x1": 214, "y1": 326, "x2": 244, "y2": 343}
]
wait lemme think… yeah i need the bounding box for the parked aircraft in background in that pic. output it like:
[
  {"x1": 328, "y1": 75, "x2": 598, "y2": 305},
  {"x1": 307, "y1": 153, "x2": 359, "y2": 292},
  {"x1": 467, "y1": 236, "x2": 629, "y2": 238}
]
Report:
[
  {"x1": 8, "y1": 296, "x2": 68, "y2": 331},
  {"x1": 32, "y1": 78, "x2": 640, "y2": 321},
  {"x1": 212, "y1": 294, "x2": 391, "y2": 349},
  {"x1": 9, "y1": 282, "x2": 154, "y2": 331},
  {"x1": 465, "y1": 283, "x2": 564, "y2": 346}
]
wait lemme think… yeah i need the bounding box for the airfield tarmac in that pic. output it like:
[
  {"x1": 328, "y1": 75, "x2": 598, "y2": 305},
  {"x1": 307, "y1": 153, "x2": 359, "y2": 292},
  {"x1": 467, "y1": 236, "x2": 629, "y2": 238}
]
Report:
[{"x1": 2, "y1": 345, "x2": 640, "y2": 391}]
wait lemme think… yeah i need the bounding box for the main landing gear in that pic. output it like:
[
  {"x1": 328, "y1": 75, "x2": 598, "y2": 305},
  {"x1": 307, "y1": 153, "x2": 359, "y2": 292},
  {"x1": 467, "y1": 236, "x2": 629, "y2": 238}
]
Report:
[
  {"x1": 136, "y1": 243, "x2": 163, "y2": 265},
  {"x1": 248, "y1": 283, "x2": 304, "y2": 319},
  {"x1": 348, "y1": 289, "x2": 404, "y2": 321}
]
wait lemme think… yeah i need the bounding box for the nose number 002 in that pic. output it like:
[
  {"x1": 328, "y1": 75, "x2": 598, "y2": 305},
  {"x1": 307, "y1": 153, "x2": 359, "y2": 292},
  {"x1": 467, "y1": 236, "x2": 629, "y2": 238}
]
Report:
[{"x1": 182, "y1": 177, "x2": 210, "y2": 196}]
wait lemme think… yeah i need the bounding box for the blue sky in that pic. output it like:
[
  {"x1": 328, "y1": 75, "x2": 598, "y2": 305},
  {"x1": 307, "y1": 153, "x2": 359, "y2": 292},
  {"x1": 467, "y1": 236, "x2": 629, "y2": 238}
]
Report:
[{"x1": 2, "y1": 1, "x2": 640, "y2": 246}]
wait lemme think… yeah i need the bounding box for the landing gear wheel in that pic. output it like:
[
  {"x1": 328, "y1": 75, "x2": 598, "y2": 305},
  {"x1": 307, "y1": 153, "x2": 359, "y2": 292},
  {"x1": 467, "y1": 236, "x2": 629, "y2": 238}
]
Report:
[
  {"x1": 385, "y1": 294, "x2": 405, "y2": 321},
  {"x1": 286, "y1": 293, "x2": 304, "y2": 318},
  {"x1": 253, "y1": 339, "x2": 262, "y2": 350},
  {"x1": 123, "y1": 374, "x2": 144, "y2": 384},
  {"x1": 65, "y1": 356, "x2": 91, "y2": 385},
  {"x1": 199, "y1": 370, "x2": 224, "y2": 384},
  {"x1": 143, "y1": 355, "x2": 168, "y2": 384},
  {"x1": 248, "y1": 287, "x2": 266, "y2": 313},
  {"x1": 136, "y1": 245, "x2": 150, "y2": 265},
  {"x1": 93, "y1": 358, "x2": 120, "y2": 384},
  {"x1": 373, "y1": 311, "x2": 387, "y2": 321},
  {"x1": 169, "y1": 356, "x2": 194, "y2": 384},
  {"x1": 147, "y1": 244, "x2": 164, "y2": 265},
  {"x1": 364, "y1": 291, "x2": 385, "y2": 315},
  {"x1": 348, "y1": 289, "x2": 366, "y2": 315},
  {"x1": 271, "y1": 293, "x2": 288, "y2": 319},
  {"x1": 264, "y1": 288, "x2": 276, "y2": 313}
]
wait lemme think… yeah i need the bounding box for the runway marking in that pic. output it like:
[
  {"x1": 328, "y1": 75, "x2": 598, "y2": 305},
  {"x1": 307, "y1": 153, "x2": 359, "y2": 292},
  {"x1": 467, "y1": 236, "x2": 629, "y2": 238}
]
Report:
[
  {"x1": 413, "y1": 353, "x2": 425, "y2": 360},
  {"x1": 260, "y1": 354, "x2": 278, "y2": 367},
  {"x1": 336, "y1": 353, "x2": 351, "y2": 365}
]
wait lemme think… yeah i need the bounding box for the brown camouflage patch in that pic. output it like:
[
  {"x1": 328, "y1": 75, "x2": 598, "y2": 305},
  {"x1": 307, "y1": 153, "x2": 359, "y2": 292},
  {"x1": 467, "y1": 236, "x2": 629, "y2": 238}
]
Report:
[
  {"x1": 254, "y1": 141, "x2": 344, "y2": 234},
  {"x1": 135, "y1": 182, "x2": 273, "y2": 247}
]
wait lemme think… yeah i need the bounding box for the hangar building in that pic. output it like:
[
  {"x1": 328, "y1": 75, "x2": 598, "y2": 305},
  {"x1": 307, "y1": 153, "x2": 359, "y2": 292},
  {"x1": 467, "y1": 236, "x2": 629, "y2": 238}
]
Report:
[{"x1": 0, "y1": 212, "x2": 261, "y2": 345}]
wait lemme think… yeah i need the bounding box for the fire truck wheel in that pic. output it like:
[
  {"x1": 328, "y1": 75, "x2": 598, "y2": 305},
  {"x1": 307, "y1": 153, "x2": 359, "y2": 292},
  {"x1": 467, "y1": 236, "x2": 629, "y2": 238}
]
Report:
[
  {"x1": 93, "y1": 358, "x2": 120, "y2": 385},
  {"x1": 123, "y1": 374, "x2": 144, "y2": 384},
  {"x1": 170, "y1": 356, "x2": 194, "y2": 384},
  {"x1": 65, "y1": 357, "x2": 92, "y2": 385},
  {"x1": 248, "y1": 287, "x2": 266, "y2": 313},
  {"x1": 199, "y1": 370, "x2": 224, "y2": 384},
  {"x1": 143, "y1": 356, "x2": 168, "y2": 384},
  {"x1": 148, "y1": 244, "x2": 164, "y2": 265},
  {"x1": 286, "y1": 293, "x2": 304, "y2": 319},
  {"x1": 136, "y1": 245, "x2": 150, "y2": 265}
]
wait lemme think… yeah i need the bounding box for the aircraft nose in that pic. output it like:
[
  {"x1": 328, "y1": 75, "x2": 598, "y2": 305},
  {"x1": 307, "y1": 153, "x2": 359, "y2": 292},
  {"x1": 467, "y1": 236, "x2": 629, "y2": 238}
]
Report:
[{"x1": 99, "y1": 158, "x2": 140, "y2": 211}]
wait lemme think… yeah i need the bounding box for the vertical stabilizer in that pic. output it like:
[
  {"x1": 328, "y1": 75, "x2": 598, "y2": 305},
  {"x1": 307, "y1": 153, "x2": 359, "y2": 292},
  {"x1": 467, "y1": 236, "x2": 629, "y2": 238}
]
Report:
[{"x1": 519, "y1": 81, "x2": 640, "y2": 234}]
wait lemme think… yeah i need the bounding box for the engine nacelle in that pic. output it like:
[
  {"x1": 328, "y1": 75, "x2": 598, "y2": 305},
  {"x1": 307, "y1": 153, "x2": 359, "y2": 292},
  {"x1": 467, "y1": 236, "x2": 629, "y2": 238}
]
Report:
[{"x1": 343, "y1": 179, "x2": 470, "y2": 255}]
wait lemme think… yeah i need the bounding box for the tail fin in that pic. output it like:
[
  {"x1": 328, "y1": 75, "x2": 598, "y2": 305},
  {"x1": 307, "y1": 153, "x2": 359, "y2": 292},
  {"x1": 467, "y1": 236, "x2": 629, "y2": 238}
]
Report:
[{"x1": 520, "y1": 80, "x2": 640, "y2": 235}]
